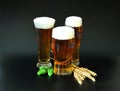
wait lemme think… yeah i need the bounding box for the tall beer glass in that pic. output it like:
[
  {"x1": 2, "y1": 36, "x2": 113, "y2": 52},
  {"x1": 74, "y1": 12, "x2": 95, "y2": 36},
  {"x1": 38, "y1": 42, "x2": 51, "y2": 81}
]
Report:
[
  {"x1": 33, "y1": 17, "x2": 55, "y2": 67},
  {"x1": 52, "y1": 26, "x2": 75, "y2": 75},
  {"x1": 65, "y1": 16, "x2": 83, "y2": 65}
]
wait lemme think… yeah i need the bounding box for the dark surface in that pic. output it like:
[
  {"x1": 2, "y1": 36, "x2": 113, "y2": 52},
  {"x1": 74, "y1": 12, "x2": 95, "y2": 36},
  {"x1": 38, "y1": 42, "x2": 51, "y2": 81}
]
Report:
[
  {"x1": 0, "y1": 54, "x2": 120, "y2": 91},
  {"x1": 0, "y1": 0, "x2": 120, "y2": 91}
]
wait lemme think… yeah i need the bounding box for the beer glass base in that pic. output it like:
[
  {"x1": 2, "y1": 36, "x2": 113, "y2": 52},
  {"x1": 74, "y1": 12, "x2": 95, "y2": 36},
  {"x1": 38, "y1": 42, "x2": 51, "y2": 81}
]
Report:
[
  {"x1": 36, "y1": 62, "x2": 52, "y2": 68},
  {"x1": 54, "y1": 71, "x2": 72, "y2": 75},
  {"x1": 54, "y1": 67, "x2": 72, "y2": 75},
  {"x1": 73, "y1": 59, "x2": 80, "y2": 66}
]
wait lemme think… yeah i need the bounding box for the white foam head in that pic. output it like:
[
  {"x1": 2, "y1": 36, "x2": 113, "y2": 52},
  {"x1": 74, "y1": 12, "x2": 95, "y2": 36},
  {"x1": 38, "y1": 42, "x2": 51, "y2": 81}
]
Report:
[
  {"x1": 65, "y1": 16, "x2": 82, "y2": 27},
  {"x1": 33, "y1": 17, "x2": 55, "y2": 29},
  {"x1": 52, "y1": 26, "x2": 75, "y2": 40}
]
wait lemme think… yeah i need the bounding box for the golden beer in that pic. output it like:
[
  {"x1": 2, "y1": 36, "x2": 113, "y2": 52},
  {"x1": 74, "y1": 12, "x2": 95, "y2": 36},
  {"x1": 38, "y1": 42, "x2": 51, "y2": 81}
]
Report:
[
  {"x1": 52, "y1": 26, "x2": 75, "y2": 75},
  {"x1": 65, "y1": 16, "x2": 83, "y2": 65},
  {"x1": 33, "y1": 17, "x2": 55, "y2": 67}
]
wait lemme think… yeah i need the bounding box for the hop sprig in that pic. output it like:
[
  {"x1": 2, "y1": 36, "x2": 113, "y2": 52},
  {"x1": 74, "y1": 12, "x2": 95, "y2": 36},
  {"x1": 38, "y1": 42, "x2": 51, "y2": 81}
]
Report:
[{"x1": 37, "y1": 66, "x2": 54, "y2": 77}]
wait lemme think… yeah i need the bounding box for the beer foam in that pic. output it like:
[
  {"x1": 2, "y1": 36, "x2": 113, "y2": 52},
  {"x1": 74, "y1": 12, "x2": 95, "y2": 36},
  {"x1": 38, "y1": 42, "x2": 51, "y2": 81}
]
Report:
[
  {"x1": 52, "y1": 26, "x2": 75, "y2": 40},
  {"x1": 65, "y1": 16, "x2": 82, "y2": 27},
  {"x1": 33, "y1": 17, "x2": 55, "y2": 29}
]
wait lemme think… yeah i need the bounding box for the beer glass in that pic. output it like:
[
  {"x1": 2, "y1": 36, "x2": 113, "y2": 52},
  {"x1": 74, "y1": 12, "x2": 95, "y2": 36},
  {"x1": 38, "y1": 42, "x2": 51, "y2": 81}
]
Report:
[
  {"x1": 65, "y1": 16, "x2": 83, "y2": 65},
  {"x1": 52, "y1": 26, "x2": 75, "y2": 75},
  {"x1": 33, "y1": 17, "x2": 55, "y2": 67}
]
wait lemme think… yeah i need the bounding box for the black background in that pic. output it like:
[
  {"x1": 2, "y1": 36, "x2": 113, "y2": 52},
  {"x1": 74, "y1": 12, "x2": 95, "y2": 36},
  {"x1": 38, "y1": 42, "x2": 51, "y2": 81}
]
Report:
[{"x1": 0, "y1": 0, "x2": 120, "y2": 91}]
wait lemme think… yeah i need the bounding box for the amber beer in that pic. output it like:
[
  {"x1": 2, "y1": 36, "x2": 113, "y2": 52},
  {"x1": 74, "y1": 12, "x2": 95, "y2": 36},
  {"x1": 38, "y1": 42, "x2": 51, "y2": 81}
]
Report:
[
  {"x1": 65, "y1": 16, "x2": 83, "y2": 65},
  {"x1": 33, "y1": 17, "x2": 55, "y2": 67},
  {"x1": 52, "y1": 26, "x2": 75, "y2": 75}
]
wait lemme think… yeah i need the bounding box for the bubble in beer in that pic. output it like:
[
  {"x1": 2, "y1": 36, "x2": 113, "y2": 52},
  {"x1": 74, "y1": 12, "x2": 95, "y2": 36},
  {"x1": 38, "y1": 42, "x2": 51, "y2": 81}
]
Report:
[
  {"x1": 65, "y1": 16, "x2": 82, "y2": 27},
  {"x1": 33, "y1": 17, "x2": 55, "y2": 29},
  {"x1": 52, "y1": 26, "x2": 75, "y2": 40}
]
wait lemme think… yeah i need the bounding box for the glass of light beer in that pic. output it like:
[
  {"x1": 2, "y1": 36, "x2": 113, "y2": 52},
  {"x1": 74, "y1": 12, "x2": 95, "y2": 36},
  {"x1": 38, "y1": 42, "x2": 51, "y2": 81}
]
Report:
[
  {"x1": 52, "y1": 26, "x2": 75, "y2": 75},
  {"x1": 65, "y1": 16, "x2": 83, "y2": 66},
  {"x1": 33, "y1": 17, "x2": 55, "y2": 68}
]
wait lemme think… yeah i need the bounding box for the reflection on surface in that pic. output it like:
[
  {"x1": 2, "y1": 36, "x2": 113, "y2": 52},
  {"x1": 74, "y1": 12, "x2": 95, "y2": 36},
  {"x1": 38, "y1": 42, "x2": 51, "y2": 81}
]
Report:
[
  {"x1": 81, "y1": 56, "x2": 118, "y2": 81},
  {"x1": 0, "y1": 54, "x2": 120, "y2": 91}
]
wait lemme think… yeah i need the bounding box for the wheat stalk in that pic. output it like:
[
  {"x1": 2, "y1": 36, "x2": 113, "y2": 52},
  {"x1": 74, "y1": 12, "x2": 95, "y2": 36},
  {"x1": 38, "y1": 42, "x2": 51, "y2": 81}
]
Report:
[
  {"x1": 72, "y1": 64, "x2": 97, "y2": 85},
  {"x1": 50, "y1": 57, "x2": 97, "y2": 85}
]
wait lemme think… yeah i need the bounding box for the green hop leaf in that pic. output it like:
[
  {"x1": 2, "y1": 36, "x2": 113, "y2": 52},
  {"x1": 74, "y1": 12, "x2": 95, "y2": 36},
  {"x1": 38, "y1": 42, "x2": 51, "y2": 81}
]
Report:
[
  {"x1": 37, "y1": 68, "x2": 47, "y2": 76},
  {"x1": 47, "y1": 67, "x2": 54, "y2": 77}
]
